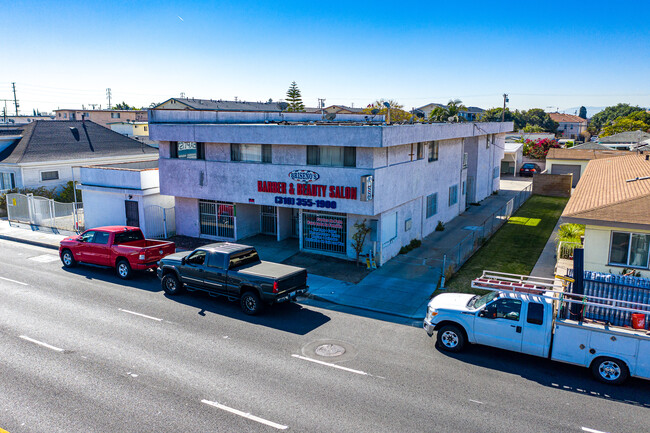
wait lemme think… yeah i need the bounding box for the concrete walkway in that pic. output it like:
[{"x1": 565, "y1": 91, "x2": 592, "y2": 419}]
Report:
[
  {"x1": 530, "y1": 218, "x2": 563, "y2": 279},
  {"x1": 0, "y1": 219, "x2": 68, "y2": 250}
]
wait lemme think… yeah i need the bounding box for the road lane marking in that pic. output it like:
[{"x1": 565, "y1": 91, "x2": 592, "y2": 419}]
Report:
[
  {"x1": 581, "y1": 428, "x2": 609, "y2": 433},
  {"x1": 0, "y1": 276, "x2": 29, "y2": 286},
  {"x1": 19, "y1": 335, "x2": 64, "y2": 352},
  {"x1": 201, "y1": 400, "x2": 288, "y2": 430},
  {"x1": 118, "y1": 308, "x2": 163, "y2": 322},
  {"x1": 291, "y1": 354, "x2": 369, "y2": 376},
  {"x1": 469, "y1": 399, "x2": 483, "y2": 404},
  {"x1": 28, "y1": 254, "x2": 59, "y2": 263}
]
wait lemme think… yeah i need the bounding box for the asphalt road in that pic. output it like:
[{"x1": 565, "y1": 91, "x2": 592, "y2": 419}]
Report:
[{"x1": 0, "y1": 239, "x2": 648, "y2": 433}]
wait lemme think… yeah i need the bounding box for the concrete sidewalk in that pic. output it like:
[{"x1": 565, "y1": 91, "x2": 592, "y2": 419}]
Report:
[{"x1": 0, "y1": 219, "x2": 68, "y2": 250}]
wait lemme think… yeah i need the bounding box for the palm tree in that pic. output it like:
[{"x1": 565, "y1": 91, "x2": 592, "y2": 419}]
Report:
[{"x1": 429, "y1": 99, "x2": 467, "y2": 122}]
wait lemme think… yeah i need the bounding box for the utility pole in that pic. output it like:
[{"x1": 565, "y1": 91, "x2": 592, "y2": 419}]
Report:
[
  {"x1": 501, "y1": 93, "x2": 508, "y2": 122},
  {"x1": 12, "y1": 82, "x2": 19, "y2": 116},
  {"x1": 106, "y1": 88, "x2": 112, "y2": 109},
  {"x1": 318, "y1": 98, "x2": 326, "y2": 116}
]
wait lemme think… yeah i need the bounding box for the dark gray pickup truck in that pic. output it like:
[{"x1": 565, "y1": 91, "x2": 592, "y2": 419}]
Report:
[{"x1": 157, "y1": 242, "x2": 308, "y2": 315}]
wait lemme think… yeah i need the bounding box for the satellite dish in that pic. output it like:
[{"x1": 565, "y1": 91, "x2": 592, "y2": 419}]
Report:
[
  {"x1": 278, "y1": 102, "x2": 289, "y2": 111},
  {"x1": 383, "y1": 102, "x2": 391, "y2": 108},
  {"x1": 325, "y1": 113, "x2": 337, "y2": 121},
  {"x1": 371, "y1": 108, "x2": 380, "y2": 115}
]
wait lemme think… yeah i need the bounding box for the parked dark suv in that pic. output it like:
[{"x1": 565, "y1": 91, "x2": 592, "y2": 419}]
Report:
[{"x1": 519, "y1": 163, "x2": 542, "y2": 177}]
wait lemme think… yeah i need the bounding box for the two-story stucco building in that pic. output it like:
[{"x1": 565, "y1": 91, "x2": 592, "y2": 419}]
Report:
[{"x1": 149, "y1": 109, "x2": 510, "y2": 265}]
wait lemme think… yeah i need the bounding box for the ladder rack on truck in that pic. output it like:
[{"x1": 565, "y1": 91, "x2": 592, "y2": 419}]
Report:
[
  {"x1": 471, "y1": 270, "x2": 650, "y2": 320},
  {"x1": 424, "y1": 269, "x2": 650, "y2": 384}
]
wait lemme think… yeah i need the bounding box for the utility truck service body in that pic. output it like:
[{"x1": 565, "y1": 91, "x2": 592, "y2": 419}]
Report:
[{"x1": 424, "y1": 271, "x2": 650, "y2": 384}]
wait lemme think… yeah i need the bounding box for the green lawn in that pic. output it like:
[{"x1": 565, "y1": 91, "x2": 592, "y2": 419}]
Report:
[{"x1": 442, "y1": 195, "x2": 569, "y2": 295}]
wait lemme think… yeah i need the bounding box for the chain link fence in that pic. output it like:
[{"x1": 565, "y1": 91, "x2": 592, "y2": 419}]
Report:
[
  {"x1": 5, "y1": 193, "x2": 83, "y2": 232},
  {"x1": 391, "y1": 185, "x2": 533, "y2": 288}
]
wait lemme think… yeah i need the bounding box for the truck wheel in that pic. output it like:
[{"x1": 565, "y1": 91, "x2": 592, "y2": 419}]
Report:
[
  {"x1": 61, "y1": 249, "x2": 77, "y2": 268},
  {"x1": 591, "y1": 357, "x2": 629, "y2": 385},
  {"x1": 240, "y1": 291, "x2": 263, "y2": 315},
  {"x1": 116, "y1": 259, "x2": 132, "y2": 280},
  {"x1": 162, "y1": 273, "x2": 183, "y2": 295},
  {"x1": 436, "y1": 325, "x2": 466, "y2": 353}
]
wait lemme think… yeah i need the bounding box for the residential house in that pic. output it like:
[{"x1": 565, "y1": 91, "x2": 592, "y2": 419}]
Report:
[
  {"x1": 149, "y1": 106, "x2": 510, "y2": 265},
  {"x1": 597, "y1": 130, "x2": 650, "y2": 150},
  {"x1": 108, "y1": 121, "x2": 149, "y2": 138},
  {"x1": 323, "y1": 105, "x2": 364, "y2": 115},
  {"x1": 154, "y1": 98, "x2": 284, "y2": 112},
  {"x1": 54, "y1": 109, "x2": 147, "y2": 128},
  {"x1": 546, "y1": 147, "x2": 630, "y2": 187},
  {"x1": 0, "y1": 120, "x2": 158, "y2": 192},
  {"x1": 562, "y1": 154, "x2": 650, "y2": 277},
  {"x1": 548, "y1": 113, "x2": 588, "y2": 139}
]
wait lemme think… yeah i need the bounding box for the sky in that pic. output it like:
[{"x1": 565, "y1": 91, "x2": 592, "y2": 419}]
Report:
[{"x1": 1, "y1": 0, "x2": 649, "y2": 115}]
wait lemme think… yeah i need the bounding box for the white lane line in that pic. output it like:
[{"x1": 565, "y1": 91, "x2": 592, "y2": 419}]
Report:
[
  {"x1": 118, "y1": 308, "x2": 163, "y2": 322},
  {"x1": 581, "y1": 428, "x2": 609, "y2": 433},
  {"x1": 19, "y1": 335, "x2": 64, "y2": 352},
  {"x1": 0, "y1": 276, "x2": 29, "y2": 286},
  {"x1": 201, "y1": 400, "x2": 288, "y2": 430},
  {"x1": 469, "y1": 399, "x2": 483, "y2": 404},
  {"x1": 291, "y1": 354, "x2": 369, "y2": 376}
]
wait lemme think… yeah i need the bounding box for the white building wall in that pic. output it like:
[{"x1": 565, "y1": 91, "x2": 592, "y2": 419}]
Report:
[
  {"x1": 82, "y1": 190, "x2": 130, "y2": 229},
  {"x1": 236, "y1": 203, "x2": 261, "y2": 239},
  {"x1": 175, "y1": 196, "x2": 201, "y2": 238}
]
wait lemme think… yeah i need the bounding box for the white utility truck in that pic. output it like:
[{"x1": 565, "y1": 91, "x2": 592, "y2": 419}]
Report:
[{"x1": 424, "y1": 271, "x2": 650, "y2": 385}]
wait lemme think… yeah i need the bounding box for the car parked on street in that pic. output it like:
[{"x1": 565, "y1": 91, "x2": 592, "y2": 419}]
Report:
[
  {"x1": 59, "y1": 226, "x2": 176, "y2": 279},
  {"x1": 157, "y1": 242, "x2": 308, "y2": 315},
  {"x1": 519, "y1": 162, "x2": 542, "y2": 177}
]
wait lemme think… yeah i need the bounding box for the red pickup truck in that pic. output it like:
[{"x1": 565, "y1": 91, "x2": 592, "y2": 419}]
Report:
[{"x1": 59, "y1": 226, "x2": 176, "y2": 279}]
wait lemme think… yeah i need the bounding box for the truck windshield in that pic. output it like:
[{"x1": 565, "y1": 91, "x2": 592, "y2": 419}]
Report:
[
  {"x1": 229, "y1": 250, "x2": 260, "y2": 269},
  {"x1": 469, "y1": 291, "x2": 499, "y2": 309},
  {"x1": 114, "y1": 230, "x2": 144, "y2": 244}
]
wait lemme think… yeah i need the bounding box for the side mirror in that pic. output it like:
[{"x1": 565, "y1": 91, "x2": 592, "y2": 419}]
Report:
[
  {"x1": 181, "y1": 257, "x2": 186, "y2": 265},
  {"x1": 478, "y1": 310, "x2": 487, "y2": 318}
]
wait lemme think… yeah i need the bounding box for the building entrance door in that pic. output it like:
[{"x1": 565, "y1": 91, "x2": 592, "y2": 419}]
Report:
[
  {"x1": 260, "y1": 205, "x2": 277, "y2": 235},
  {"x1": 291, "y1": 208, "x2": 299, "y2": 238},
  {"x1": 466, "y1": 176, "x2": 476, "y2": 204},
  {"x1": 125, "y1": 200, "x2": 140, "y2": 227}
]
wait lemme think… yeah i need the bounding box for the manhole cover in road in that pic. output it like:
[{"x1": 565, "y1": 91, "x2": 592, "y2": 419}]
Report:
[{"x1": 315, "y1": 344, "x2": 346, "y2": 357}]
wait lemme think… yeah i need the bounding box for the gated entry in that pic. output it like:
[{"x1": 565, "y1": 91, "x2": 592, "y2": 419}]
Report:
[
  {"x1": 302, "y1": 211, "x2": 347, "y2": 255},
  {"x1": 6, "y1": 193, "x2": 83, "y2": 231},
  {"x1": 260, "y1": 205, "x2": 277, "y2": 235}
]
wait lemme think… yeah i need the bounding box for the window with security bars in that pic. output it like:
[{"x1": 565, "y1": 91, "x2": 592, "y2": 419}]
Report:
[
  {"x1": 426, "y1": 193, "x2": 437, "y2": 218},
  {"x1": 41, "y1": 171, "x2": 59, "y2": 181},
  {"x1": 199, "y1": 200, "x2": 235, "y2": 239}
]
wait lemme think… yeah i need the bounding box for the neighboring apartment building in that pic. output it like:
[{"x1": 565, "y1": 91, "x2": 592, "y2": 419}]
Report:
[
  {"x1": 155, "y1": 98, "x2": 284, "y2": 112},
  {"x1": 0, "y1": 120, "x2": 158, "y2": 192},
  {"x1": 149, "y1": 108, "x2": 509, "y2": 265},
  {"x1": 54, "y1": 109, "x2": 147, "y2": 128},
  {"x1": 563, "y1": 154, "x2": 650, "y2": 277},
  {"x1": 548, "y1": 113, "x2": 588, "y2": 139},
  {"x1": 109, "y1": 121, "x2": 149, "y2": 138}
]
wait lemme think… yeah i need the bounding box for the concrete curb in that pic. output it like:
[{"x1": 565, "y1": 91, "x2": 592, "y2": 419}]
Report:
[
  {"x1": 302, "y1": 291, "x2": 426, "y2": 321},
  {"x1": 0, "y1": 234, "x2": 60, "y2": 251}
]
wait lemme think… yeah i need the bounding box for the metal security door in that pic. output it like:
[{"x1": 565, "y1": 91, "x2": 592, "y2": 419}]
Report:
[
  {"x1": 466, "y1": 176, "x2": 476, "y2": 204},
  {"x1": 125, "y1": 200, "x2": 140, "y2": 227},
  {"x1": 260, "y1": 205, "x2": 277, "y2": 235}
]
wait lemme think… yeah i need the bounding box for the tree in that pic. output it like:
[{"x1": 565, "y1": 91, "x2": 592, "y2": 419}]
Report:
[
  {"x1": 112, "y1": 101, "x2": 136, "y2": 110},
  {"x1": 523, "y1": 124, "x2": 545, "y2": 133},
  {"x1": 285, "y1": 81, "x2": 305, "y2": 112},
  {"x1": 351, "y1": 219, "x2": 372, "y2": 267},
  {"x1": 600, "y1": 118, "x2": 650, "y2": 137},
  {"x1": 578, "y1": 106, "x2": 587, "y2": 119},
  {"x1": 362, "y1": 99, "x2": 412, "y2": 122},
  {"x1": 429, "y1": 99, "x2": 467, "y2": 122},
  {"x1": 589, "y1": 103, "x2": 645, "y2": 134},
  {"x1": 479, "y1": 107, "x2": 557, "y2": 132}
]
